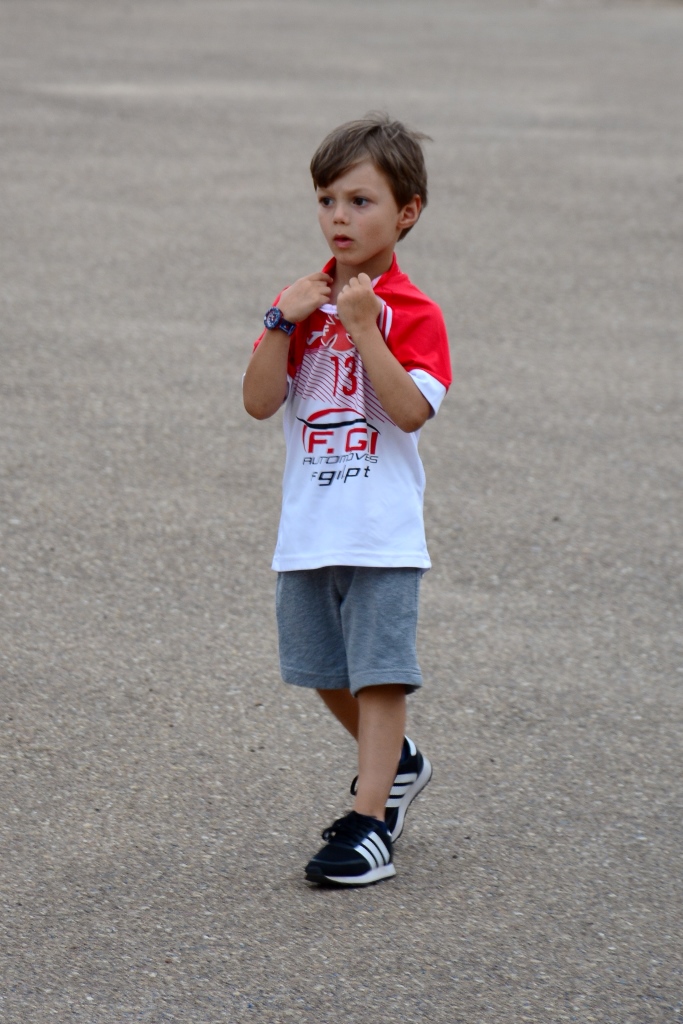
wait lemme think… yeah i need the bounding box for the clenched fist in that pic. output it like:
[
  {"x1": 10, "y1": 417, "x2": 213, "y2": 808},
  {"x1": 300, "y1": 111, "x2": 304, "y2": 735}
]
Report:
[
  {"x1": 336, "y1": 274, "x2": 383, "y2": 337},
  {"x1": 278, "y1": 272, "x2": 333, "y2": 324}
]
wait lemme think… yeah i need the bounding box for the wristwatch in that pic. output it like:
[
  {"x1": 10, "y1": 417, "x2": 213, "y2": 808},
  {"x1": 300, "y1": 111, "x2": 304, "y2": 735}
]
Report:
[{"x1": 264, "y1": 306, "x2": 296, "y2": 335}]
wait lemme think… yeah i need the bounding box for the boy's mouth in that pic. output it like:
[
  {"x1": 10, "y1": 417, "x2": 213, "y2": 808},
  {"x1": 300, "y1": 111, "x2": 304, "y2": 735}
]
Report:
[{"x1": 333, "y1": 234, "x2": 353, "y2": 247}]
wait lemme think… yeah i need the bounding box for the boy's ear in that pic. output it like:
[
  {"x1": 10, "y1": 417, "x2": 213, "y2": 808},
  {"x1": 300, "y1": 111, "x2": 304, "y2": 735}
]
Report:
[{"x1": 397, "y1": 195, "x2": 422, "y2": 232}]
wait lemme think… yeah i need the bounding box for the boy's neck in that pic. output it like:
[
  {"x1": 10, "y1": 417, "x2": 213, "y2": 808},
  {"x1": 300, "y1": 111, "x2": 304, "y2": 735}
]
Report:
[{"x1": 329, "y1": 253, "x2": 395, "y2": 304}]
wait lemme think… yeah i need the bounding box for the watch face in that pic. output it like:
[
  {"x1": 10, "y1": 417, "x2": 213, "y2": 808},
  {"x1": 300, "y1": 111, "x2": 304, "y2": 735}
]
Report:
[{"x1": 264, "y1": 307, "x2": 281, "y2": 330}]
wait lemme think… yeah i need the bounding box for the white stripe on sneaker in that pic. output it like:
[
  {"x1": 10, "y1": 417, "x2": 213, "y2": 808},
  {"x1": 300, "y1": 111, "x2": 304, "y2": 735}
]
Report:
[
  {"x1": 358, "y1": 832, "x2": 390, "y2": 869},
  {"x1": 366, "y1": 833, "x2": 390, "y2": 863},
  {"x1": 358, "y1": 841, "x2": 379, "y2": 870},
  {"x1": 387, "y1": 772, "x2": 417, "y2": 806}
]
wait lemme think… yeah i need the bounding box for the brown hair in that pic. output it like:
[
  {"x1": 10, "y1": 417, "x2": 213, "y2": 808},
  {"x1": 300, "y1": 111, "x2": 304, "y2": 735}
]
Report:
[{"x1": 310, "y1": 113, "x2": 430, "y2": 239}]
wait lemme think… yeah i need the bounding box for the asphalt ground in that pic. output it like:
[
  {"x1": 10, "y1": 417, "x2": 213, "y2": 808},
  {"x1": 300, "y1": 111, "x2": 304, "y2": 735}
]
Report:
[{"x1": 1, "y1": 2, "x2": 682, "y2": 1021}]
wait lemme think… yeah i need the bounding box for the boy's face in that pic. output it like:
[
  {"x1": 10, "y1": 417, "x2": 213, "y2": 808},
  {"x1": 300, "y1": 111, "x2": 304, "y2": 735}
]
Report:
[{"x1": 316, "y1": 160, "x2": 420, "y2": 281}]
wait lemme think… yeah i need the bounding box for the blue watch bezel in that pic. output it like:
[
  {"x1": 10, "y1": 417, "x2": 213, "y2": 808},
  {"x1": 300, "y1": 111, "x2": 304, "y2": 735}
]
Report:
[{"x1": 264, "y1": 306, "x2": 296, "y2": 335}]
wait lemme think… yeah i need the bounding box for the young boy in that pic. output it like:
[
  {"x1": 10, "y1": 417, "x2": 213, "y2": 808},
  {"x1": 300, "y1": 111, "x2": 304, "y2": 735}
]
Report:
[{"x1": 243, "y1": 114, "x2": 451, "y2": 886}]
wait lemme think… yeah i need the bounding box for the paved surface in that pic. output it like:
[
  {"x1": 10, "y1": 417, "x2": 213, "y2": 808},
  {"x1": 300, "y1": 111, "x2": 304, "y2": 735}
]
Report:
[{"x1": 1, "y1": 1, "x2": 682, "y2": 1021}]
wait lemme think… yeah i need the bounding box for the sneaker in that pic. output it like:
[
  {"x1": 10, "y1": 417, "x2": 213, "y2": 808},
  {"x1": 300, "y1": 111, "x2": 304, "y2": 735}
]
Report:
[
  {"x1": 305, "y1": 811, "x2": 395, "y2": 886},
  {"x1": 351, "y1": 737, "x2": 433, "y2": 842}
]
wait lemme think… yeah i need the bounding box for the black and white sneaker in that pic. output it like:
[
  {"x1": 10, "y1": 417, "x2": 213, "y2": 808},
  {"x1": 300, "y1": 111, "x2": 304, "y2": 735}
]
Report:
[
  {"x1": 352, "y1": 737, "x2": 432, "y2": 842},
  {"x1": 385, "y1": 737, "x2": 433, "y2": 841},
  {"x1": 305, "y1": 811, "x2": 395, "y2": 887}
]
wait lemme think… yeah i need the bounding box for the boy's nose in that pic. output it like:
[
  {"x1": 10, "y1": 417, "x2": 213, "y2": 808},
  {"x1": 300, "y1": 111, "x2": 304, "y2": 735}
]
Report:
[{"x1": 333, "y1": 203, "x2": 350, "y2": 223}]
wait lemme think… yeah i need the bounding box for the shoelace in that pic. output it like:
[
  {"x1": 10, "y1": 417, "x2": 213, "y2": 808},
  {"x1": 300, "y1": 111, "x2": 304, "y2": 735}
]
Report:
[{"x1": 322, "y1": 813, "x2": 376, "y2": 845}]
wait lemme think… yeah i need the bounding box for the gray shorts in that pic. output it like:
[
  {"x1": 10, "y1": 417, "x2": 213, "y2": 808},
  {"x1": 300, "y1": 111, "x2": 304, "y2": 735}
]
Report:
[{"x1": 275, "y1": 566, "x2": 423, "y2": 696}]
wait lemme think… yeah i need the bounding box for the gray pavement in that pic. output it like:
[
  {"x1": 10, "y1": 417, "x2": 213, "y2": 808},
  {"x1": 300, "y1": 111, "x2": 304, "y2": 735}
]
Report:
[{"x1": 1, "y1": 1, "x2": 682, "y2": 1021}]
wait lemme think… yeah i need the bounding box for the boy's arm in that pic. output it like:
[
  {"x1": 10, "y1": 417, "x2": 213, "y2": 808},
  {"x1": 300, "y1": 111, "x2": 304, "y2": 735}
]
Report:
[
  {"x1": 243, "y1": 272, "x2": 332, "y2": 420},
  {"x1": 337, "y1": 274, "x2": 432, "y2": 433}
]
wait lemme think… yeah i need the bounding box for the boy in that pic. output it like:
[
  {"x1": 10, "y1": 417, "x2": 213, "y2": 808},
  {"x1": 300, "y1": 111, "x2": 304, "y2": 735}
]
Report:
[{"x1": 243, "y1": 114, "x2": 451, "y2": 886}]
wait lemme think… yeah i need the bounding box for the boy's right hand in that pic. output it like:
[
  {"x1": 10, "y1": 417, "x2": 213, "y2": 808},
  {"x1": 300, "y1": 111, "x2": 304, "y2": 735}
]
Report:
[{"x1": 278, "y1": 272, "x2": 332, "y2": 323}]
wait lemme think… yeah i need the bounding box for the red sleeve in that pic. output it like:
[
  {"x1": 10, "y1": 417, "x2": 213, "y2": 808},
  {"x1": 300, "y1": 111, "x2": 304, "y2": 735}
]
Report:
[{"x1": 381, "y1": 293, "x2": 452, "y2": 390}]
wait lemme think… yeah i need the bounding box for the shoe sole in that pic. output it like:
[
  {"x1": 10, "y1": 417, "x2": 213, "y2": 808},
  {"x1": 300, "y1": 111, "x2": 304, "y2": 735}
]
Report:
[
  {"x1": 389, "y1": 756, "x2": 433, "y2": 842},
  {"x1": 305, "y1": 863, "x2": 396, "y2": 887}
]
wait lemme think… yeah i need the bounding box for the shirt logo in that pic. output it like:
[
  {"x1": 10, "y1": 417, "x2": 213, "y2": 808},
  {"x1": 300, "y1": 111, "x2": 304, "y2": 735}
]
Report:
[
  {"x1": 297, "y1": 407, "x2": 380, "y2": 455},
  {"x1": 306, "y1": 315, "x2": 354, "y2": 353}
]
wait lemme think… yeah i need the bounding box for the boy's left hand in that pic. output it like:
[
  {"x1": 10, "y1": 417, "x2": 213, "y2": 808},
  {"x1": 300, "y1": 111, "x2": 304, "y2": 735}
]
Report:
[{"x1": 336, "y1": 274, "x2": 382, "y2": 337}]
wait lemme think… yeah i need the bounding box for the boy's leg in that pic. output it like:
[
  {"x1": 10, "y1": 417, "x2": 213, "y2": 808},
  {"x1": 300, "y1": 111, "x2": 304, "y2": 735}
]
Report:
[
  {"x1": 304, "y1": 683, "x2": 404, "y2": 886},
  {"x1": 317, "y1": 684, "x2": 407, "y2": 820},
  {"x1": 317, "y1": 684, "x2": 431, "y2": 840},
  {"x1": 317, "y1": 688, "x2": 359, "y2": 738},
  {"x1": 353, "y1": 684, "x2": 406, "y2": 821}
]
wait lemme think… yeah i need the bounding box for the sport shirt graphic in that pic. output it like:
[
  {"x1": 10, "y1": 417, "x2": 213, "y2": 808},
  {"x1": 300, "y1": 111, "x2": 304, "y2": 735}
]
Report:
[
  {"x1": 253, "y1": 256, "x2": 451, "y2": 571},
  {"x1": 297, "y1": 407, "x2": 380, "y2": 458}
]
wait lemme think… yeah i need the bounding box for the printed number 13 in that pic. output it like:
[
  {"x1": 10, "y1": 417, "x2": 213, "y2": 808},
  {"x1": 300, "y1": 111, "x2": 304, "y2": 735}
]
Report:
[{"x1": 331, "y1": 354, "x2": 358, "y2": 396}]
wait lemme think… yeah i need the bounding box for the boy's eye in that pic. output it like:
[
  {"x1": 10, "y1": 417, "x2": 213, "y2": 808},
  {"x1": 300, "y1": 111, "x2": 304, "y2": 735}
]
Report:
[
  {"x1": 352, "y1": 197, "x2": 369, "y2": 206},
  {"x1": 319, "y1": 196, "x2": 334, "y2": 207}
]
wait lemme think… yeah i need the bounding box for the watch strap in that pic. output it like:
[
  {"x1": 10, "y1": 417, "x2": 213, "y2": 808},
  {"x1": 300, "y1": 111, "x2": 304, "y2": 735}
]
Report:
[{"x1": 264, "y1": 306, "x2": 296, "y2": 336}]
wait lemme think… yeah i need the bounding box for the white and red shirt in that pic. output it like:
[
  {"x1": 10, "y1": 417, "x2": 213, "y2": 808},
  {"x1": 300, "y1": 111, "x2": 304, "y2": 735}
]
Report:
[{"x1": 253, "y1": 256, "x2": 451, "y2": 571}]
